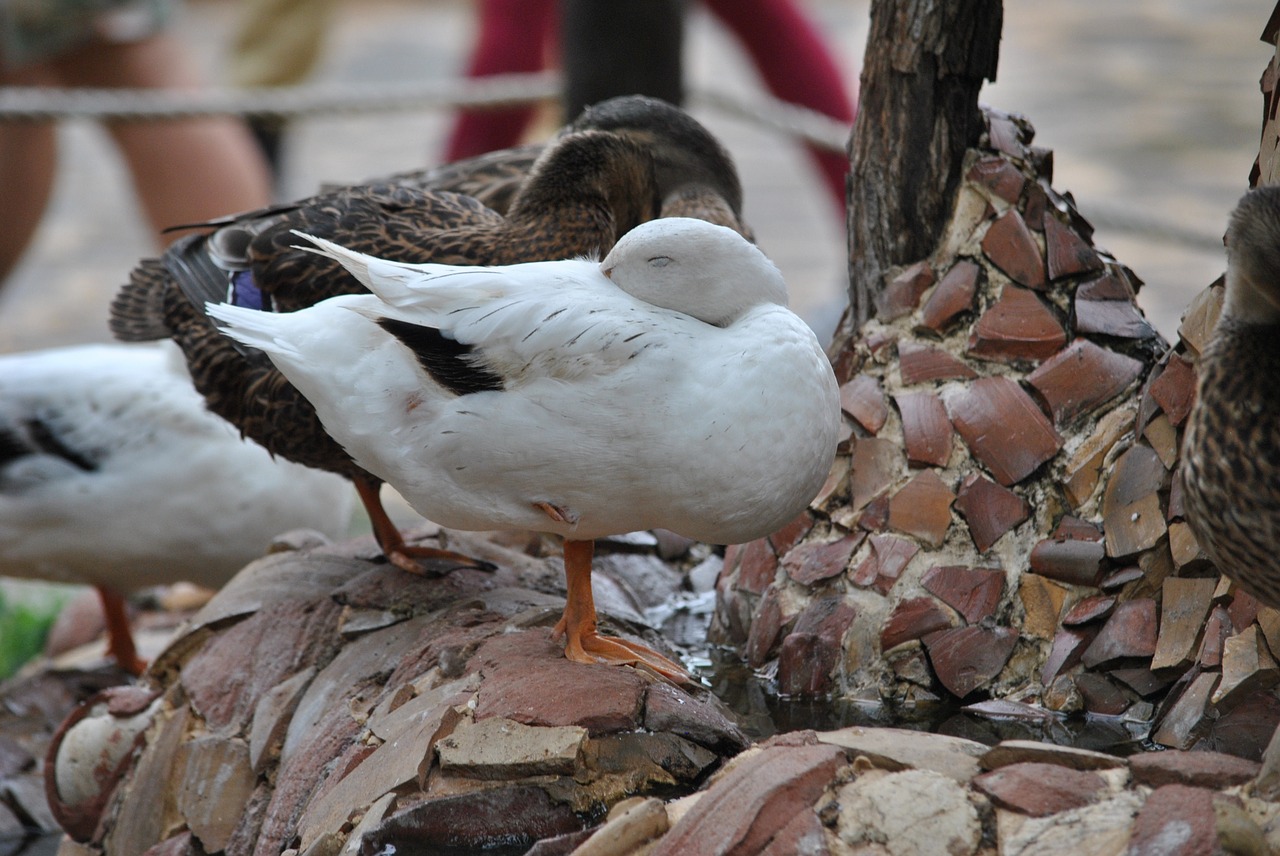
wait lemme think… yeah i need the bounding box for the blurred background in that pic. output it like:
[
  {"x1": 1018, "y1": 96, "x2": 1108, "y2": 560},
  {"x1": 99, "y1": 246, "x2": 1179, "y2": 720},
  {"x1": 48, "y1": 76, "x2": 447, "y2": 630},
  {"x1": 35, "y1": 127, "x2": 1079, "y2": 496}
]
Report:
[{"x1": 0, "y1": 0, "x2": 1270, "y2": 356}]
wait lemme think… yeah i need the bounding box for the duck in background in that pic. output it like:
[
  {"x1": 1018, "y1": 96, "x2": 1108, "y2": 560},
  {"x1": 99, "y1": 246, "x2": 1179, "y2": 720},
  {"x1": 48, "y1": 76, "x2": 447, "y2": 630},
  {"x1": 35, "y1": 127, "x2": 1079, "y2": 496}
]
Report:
[
  {"x1": 209, "y1": 218, "x2": 840, "y2": 681},
  {"x1": 111, "y1": 96, "x2": 751, "y2": 576},
  {"x1": 0, "y1": 341, "x2": 354, "y2": 674}
]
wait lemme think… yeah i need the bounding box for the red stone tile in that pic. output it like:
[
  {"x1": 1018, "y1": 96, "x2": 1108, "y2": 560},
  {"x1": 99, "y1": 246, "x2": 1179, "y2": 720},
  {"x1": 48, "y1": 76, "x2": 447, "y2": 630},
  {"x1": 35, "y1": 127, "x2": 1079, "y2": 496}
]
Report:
[
  {"x1": 1080, "y1": 598, "x2": 1158, "y2": 669},
  {"x1": 1074, "y1": 672, "x2": 1131, "y2": 715},
  {"x1": 947, "y1": 377, "x2": 1063, "y2": 486},
  {"x1": 1062, "y1": 595, "x2": 1116, "y2": 626},
  {"x1": 986, "y1": 111, "x2": 1027, "y2": 158},
  {"x1": 1026, "y1": 339, "x2": 1145, "y2": 425},
  {"x1": 1053, "y1": 516, "x2": 1102, "y2": 541},
  {"x1": 1076, "y1": 271, "x2": 1135, "y2": 301},
  {"x1": 777, "y1": 597, "x2": 857, "y2": 696},
  {"x1": 1130, "y1": 750, "x2": 1261, "y2": 790},
  {"x1": 876, "y1": 261, "x2": 936, "y2": 322},
  {"x1": 925, "y1": 625, "x2": 1019, "y2": 698},
  {"x1": 919, "y1": 260, "x2": 981, "y2": 333},
  {"x1": 1043, "y1": 215, "x2": 1104, "y2": 281},
  {"x1": 1128, "y1": 785, "x2": 1218, "y2": 856},
  {"x1": 1101, "y1": 445, "x2": 1168, "y2": 559},
  {"x1": 851, "y1": 533, "x2": 919, "y2": 593},
  {"x1": 769, "y1": 513, "x2": 815, "y2": 556},
  {"x1": 746, "y1": 588, "x2": 786, "y2": 668},
  {"x1": 1198, "y1": 605, "x2": 1232, "y2": 668},
  {"x1": 1023, "y1": 182, "x2": 1049, "y2": 231},
  {"x1": 849, "y1": 436, "x2": 902, "y2": 513},
  {"x1": 968, "y1": 284, "x2": 1067, "y2": 363},
  {"x1": 1028, "y1": 537, "x2": 1106, "y2": 587},
  {"x1": 1099, "y1": 565, "x2": 1143, "y2": 591},
  {"x1": 880, "y1": 597, "x2": 957, "y2": 652},
  {"x1": 735, "y1": 539, "x2": 778, "y2": 595},
  {"x1": 954, "y1": 473, "x2": 1030, "y2": 553},
  {"x1": 981, "y1": 209, "x2": 1047, "y2": 290},
  {"x1": 1073, "y1": 299, "x2": 1157, "y2": 340},
  {"x1": 973, "y1": 762, "x2": 1106, "y2": 817},
  {"x1": 887, "y1": 470, "x2": 956, "y2": 548},
  {"x1": 857, "y1": 492, "x2": 891, "y2": 532},
  {"x1": 895, "y1": 391, "x2": 954, "y2": 468},
  {"x1": 839, "y1": 374, "x2": 889, "y2": 435},
  {"x1": 898, "y1": 341, "x2": 978, "y2": 385},
  {"x1": 967, "y1": 155, "x2": 1026, "y2": 204},
  {"x1": 921, "y1": 566, "x2": 1005, "y2": 624},
  {"x1": 1148, "y1": 354, "x2": 1196, "y2": 427},
  {"x1": 782, "y1": 533, "x2": 864, "y2": 586},
  {"x1": 1109, "y1": 667, "x2": 1173, "y2": 698},
  {"x1": 1228, "y1": 590, "x2": 1260, "y2": 632},
  {"x1": 1041, "y1": 626, "x2": 1099, "y2": 685},
  {"x1": 365, "y1": 786, "x2": 584, "y2": 854}
]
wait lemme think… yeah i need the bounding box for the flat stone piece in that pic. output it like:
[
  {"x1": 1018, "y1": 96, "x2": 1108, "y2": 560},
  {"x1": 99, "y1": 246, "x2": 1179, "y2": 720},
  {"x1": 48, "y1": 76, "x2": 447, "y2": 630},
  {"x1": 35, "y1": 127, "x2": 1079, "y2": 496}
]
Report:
[
  {"x1": 735, "y1": 539, "x2": 778, "y2": 595},
  {"x1": 1028, "y1": 537, "x2": 1106, "y2": 587},
  {"x1": 925, "y1": 625, "x2": 1018, "y2": 698},
  {"x1": 954, "y1": 473, "x2": 1030, "y2": 553},
  {"x1": 895, "y1": 391, "x2": 954, "y2": 468},
  {"x1": 745, "y1": 588, "x2": 784, "y2": 667},
  {"x1": 982, "y1": 209, "x2": 1047, "y2": 289},
  {"x1": 642, "y1": 683, "x2": 749, "y2": 756},
  {"x1": 1076, "y1": 271, "x2": 1135, "y2": 301},
  {"x1": 1168, "y1": 521, "x2": 1205, "y2": 570},
  {"x1": 650, "y1": 741, "x2": 845, "y2": 856},
  {"x1": 851, "y1": 534, "x2": 920, "y2": 593},
  {"x1": 877, "y1": 261, "x2": 936, "y2": 322},
  {"x1": 1001, "y1": 792, "x2": 1144, "y2": 855},
  {"x1": 833, "y1": 769, "x2": 981, "y2": 854},
  {"x1": 968, "y1": 155, "x2": 1026, "y2": 204},
  {"x1": 1151, "y1": 577, "x2": 1218, "y2": 671},
  {"x1": 898, "y1": 341, "x2": 978, "y2": 385},
  {"x1": 972, "y1": 761, "x2": 1105, "y2": 817},
  {"x1": 1018, "y1": 574, "x2": 1068, "y2": 640},
  {"x1": 1149, "y1": 354, "x2": 1196, "y2": 427},
  {"x1": 436, "y1": 716, "x2": 585, "y2": 779},
  {"x1": 980, "y1": 739, "x2": 1126, "y2": 772},
  {"x1": 1101, "y1": 445, "x2": 1168, "y2": 558},
  {"x1": 1063, "y1": 404, "x2": 1136, "y2": 508},
  {"x1": 968, "y1": 284, "x2": 1067, "y2": 363},
  {"x1": 1041, "y1": 626, "x2": 1098, "y2": 685},
  {"x1": 1177, "y1": 282, "x2": 1224, "y2": 358},
  {"x1": 920, "y1": 260, "x2": 981, "y2": 333},
  {"x1": 819, "y1": 726, "x2": 989, "y2": 785},
  {"x1": 1074, "y1": 298, "x2": 1158, "y2": 340},
  {"x1": 1128, "y1": 785, "x2": 1218, "y2": 856},
  {"x1": 1227, "y1": 589, "x2": 1259, "y2": 633},
  {"x1": 778, "y1": 598, "x2": 857, "y2": 696},
  {"x1": 947, "y1": 376, "x2": 1063, "y2": 486},
  {"x1": 769, "y1": 514, "x2": 815, "y2": 556},
  {"x1": 1109, "y1": 667, "x2": 1173, "y2": 698},
  {"x1": 839, "y1": 374, "x2": 889, "y2": 435},
  {"x1": 887, "y1": 470, "x2": 956, "y2": 548},
  {"x1": 1043, "y1": 215, "x2": 1104, "y2": 280},
  {"x1": 782, "y1": 533, "x2": 863, "y2": 586},
  {"x1": 175, "y1": 736, "x2": 257, "y2": 854},
  {"x1": 1080, "y1": 598, "x2": 1157, "y2": 668},
  {"x1": 1061, "y1": 594, "x2": 1116, "y2": 626},
  {"x1": 921, "y1": 565, "x2": 1005, "y2": 624},
  {"x1": 1099, "y1": 565, "x2": 1144, "y2": 592},
  {"x1": 1198, "y1": 605, "x2": 1232, "y2": 668},
  {"x1": 1073, "y1": 673, "x2": 1130, "y2": 715},
  {"x1": 1213, "y1": 625, "x2": 1280, "y2": 711},
  {"x1": 1152, "y1": 672, "x2": 1219, "y2": 750},
  {"x1": 849, "y1": 436, "x2": 903, "y2": 513},
  {"x1": 1130, "y1": 749, "x2": 1261, "y2": 789},
  {"x1": 1026, "y1": 339, "x2": 1144, "y2": 426},
  {"x1": 880, "y1": 597, "x2": 957, "y2": 652}
]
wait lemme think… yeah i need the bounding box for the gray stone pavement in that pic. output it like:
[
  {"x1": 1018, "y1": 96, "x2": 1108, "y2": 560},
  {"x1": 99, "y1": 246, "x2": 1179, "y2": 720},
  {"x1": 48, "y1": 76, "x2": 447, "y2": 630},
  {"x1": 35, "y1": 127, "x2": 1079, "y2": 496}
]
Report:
[{"x1": 0, "y1": 0, "x2": 1267, "y2": 350}]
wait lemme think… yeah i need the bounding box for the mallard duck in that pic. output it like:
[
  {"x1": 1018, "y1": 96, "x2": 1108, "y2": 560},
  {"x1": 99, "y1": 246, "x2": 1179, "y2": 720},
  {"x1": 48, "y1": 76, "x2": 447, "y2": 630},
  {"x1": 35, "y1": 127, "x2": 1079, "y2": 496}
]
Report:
[
  {"x1": 1182, "y1": 186, "x2": 1280, "y2": 608},
  {"x1": 110, "y1": 98, "x2": 749, "y2": 576},
  {"x1": 0, "y1": 342, "x2": 354, "y2": 674},
  {"x1": 207, "y1": 218, "x2": 841, "y2": 680}
]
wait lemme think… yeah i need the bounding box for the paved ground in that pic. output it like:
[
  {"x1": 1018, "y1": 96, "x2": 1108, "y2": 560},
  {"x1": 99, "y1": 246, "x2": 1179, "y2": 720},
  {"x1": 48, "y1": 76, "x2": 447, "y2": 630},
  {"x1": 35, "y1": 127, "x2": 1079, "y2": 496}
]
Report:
[{"x1": 0, "y1": 0, "x2": 1270, "y2": 354}]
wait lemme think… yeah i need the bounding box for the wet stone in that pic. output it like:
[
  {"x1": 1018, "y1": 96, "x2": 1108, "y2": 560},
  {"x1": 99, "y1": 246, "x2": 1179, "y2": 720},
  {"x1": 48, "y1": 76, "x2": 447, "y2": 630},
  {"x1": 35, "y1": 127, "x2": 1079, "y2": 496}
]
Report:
[
  {"x1": 1073, "y1": 673, "x2": 1130, "y2": 716},
  {"x1": 898, "y1": 341, "x2": 978, "y2": 385},
  {"x1": 888, "y1": 470, "x2": 956, "y2": 548},
  {"x1": 1061, "y1": 595, "x2": 1116, "y2": 626},
  {"x1": 1074, "y1": 298, "x2": 1158, "y2": 340},
  {"x1": 895, "y1": 391, "x2": 954, "y2": 468},
  {"x1": 881, "y1": 597, "x2": 959, "y2": 652},
  {"x1": 972, "y1": 762, "x2": 1106, "y2": 817},
  {"x1": 947, "y1": 376, "x2": 1063, "y2": 486},
  {"x1": 1128, "y1": 785, "x2": 1218, "y2": 856},
  {"x1": 968, "y1": 155, "x2": 1026, "y2": 204},
  {"x1": 1080, "y1": 598, "x2": 1157, "y2": 669},
  {"x1": 745, "y1": 588, "x2": 785, "y2": 668},
  {"x1": 921, "y1": 565, "x2": 1005, "y2": 624},
  {"x1": 1018, "y1": 574, "x2": 1068, "y2": 640},
  {"x1": 839, "y1": 374, "x2": 889, "y2": 435},
  {"x1": 1151, "y1": 577, "x2": 1217, "y2": 671},
  {"x1": 1028, "y1": 537, "x2": 1106, "y2": 587},
  {"x1": 1149, "y1": 354, "x2": 1197, "y2": 427},
  {"x1": 968, "y1": 284, "x2": 1067, "y2": 363},
  {"x1": 782, "y1": 533, "x2": 863, "y2": 586},
  {"x1": 979, "y1": 739, "x2": 1126, "y2": 772},
  {"x1": 642, "y1": 683, "x2": 748, "y2": 757},
  {"x1": 1101, "y1": 445, "x2": 1168, "y2": 559},
  {"x1": 1043, "y1": 215, "x2": 1104, "y2": 281},
  {"x1": 1026, "y1": 339, "x2": 1144, "y2": 426},
  {"x1": 1109, "y1": 667, "x2": 1173, "y2": 698},
  {"x1": 919, "y1": 260, "x2": 981, "y2": 333},
  {"x1": 1130, "y1": 749, "x2": 1261, "y2": 790},
  {"x1": 925, "y1": 625, "x2": 1019, "y2": 698},
  {"x1": 982, "y1": 209, "x2": 1047, "y2": 289},
  {"x1": 778, "y1": 598, "x2": 857, "y2": 696},
  {"x1": 954, "y1": 473, "x2": 1030, "y2": 553},
  {"x1": 877, "y1": 261, "x2": 936, "y2": 322}
]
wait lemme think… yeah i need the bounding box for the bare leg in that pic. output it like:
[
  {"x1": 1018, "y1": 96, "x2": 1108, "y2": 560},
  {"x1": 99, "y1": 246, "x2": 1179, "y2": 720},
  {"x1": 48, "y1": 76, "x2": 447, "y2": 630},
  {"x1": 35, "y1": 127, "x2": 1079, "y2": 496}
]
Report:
[
  {"x1": 354, "y1": 477, "x2": 492, "y2": 574},
  {"x1": 0, "y1": 64, "x2": 59, "y2": 283},
  {"x1": 96, "y1": 586, "x2": 146, "y2": 676}
]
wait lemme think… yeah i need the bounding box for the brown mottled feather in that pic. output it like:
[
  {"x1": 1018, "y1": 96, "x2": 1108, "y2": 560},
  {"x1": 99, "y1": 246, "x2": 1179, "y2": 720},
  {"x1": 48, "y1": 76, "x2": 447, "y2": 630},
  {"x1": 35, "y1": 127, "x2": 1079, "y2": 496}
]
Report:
[{"x1": 1181, "y1": 186, "x2": 1280, "y2": 607}]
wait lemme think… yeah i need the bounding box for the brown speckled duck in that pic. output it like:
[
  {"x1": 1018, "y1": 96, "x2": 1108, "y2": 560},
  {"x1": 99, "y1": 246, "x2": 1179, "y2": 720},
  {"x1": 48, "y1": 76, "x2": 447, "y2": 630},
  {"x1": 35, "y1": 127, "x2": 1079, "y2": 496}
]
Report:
[
  {"x1": 1182, "y1": 185, "x2": 1280, "y2": 607},
  {"x1": 110, "y1": 97, "x2": 749, "y2": 574}
]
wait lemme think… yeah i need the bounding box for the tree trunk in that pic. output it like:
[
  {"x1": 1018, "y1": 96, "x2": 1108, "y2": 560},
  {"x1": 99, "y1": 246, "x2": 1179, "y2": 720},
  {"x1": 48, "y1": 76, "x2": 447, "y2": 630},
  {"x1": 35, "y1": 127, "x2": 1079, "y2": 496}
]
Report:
[{"x1": 844, "y1": 0, "x2": 1003, "y2": 332}]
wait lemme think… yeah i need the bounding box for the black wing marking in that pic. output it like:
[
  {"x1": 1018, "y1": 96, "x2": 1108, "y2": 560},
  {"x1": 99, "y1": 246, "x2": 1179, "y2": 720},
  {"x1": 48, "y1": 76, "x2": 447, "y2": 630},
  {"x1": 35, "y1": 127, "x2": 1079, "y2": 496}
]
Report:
[
  {"x1": 377, "y1": 318, "x2": 505, "y2": 397},
  {"x1": 0, "y1": 419, "x2": 98, "y2": 473}
]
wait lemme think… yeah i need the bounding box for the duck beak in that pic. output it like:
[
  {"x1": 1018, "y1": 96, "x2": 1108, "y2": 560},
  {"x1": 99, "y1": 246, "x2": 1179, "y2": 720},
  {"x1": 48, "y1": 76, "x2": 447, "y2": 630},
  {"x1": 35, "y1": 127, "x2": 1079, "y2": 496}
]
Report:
[{"x1": 601, "y1": 265, "x2": 614, "y2": 280}]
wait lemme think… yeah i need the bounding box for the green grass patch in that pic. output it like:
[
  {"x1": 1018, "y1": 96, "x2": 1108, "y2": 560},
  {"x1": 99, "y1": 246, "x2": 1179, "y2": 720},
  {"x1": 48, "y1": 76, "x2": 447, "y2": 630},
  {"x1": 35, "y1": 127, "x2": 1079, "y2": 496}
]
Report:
[{"x1": 0, "y1": 586, "x2": 67, "y2": 680}]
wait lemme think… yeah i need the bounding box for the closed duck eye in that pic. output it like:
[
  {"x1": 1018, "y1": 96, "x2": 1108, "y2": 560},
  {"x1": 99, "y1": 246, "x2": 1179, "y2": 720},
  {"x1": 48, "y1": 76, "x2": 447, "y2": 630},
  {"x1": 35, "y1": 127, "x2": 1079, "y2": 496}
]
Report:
[{"x1": 648, "y1": 256, "x2": 672, "y2": 268}]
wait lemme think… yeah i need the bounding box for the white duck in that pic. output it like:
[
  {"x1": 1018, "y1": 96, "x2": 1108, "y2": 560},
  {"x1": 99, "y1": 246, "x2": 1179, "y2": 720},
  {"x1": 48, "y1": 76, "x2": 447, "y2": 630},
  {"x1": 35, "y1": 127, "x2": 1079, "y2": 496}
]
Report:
[
  {"x1": 209, "y1": 217, "x2": 841, "y2": 680},
  {"x1": 0, "y1": 342, "x2": 355, "y2": 674}
]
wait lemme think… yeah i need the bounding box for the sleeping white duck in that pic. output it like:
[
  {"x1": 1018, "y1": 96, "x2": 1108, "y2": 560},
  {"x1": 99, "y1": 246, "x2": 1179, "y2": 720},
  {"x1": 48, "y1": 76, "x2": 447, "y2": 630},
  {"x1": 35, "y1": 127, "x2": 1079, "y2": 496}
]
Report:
[
  {"x1": 0, "y1": 341, "x2": 355, "y2": 675},
  {"x1": 209, "y1": 217, "x2": 841, "y2": 681}
]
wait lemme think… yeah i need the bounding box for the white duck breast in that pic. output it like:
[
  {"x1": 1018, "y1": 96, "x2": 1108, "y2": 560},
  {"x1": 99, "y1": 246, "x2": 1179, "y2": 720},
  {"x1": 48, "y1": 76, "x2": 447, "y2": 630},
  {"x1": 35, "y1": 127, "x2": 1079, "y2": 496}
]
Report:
[
  {"x1": 0, "y1": 342, "x2": 355, "y2": 590},
  {"x1": 209, "y1": 218, "x2": 840, "y2": 546}
]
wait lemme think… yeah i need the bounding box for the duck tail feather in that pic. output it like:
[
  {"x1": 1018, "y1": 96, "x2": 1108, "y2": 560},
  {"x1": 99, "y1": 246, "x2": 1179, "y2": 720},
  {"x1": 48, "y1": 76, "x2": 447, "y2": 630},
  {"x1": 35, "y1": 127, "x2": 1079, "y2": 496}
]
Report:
[
  {"x1": 205, "y1": 302, "x2": 301, "y2": 361},
  {"x1": 109, "y1": 257, "x2": 172, "y2": 341}
]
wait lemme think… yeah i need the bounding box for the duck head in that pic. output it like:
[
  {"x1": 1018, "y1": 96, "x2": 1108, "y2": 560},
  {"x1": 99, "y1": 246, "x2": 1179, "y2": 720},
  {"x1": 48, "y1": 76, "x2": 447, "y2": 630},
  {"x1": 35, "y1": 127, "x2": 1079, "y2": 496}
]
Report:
[{"x1": 1224, "y1": 186, "x2": 1280, "y2": 324}]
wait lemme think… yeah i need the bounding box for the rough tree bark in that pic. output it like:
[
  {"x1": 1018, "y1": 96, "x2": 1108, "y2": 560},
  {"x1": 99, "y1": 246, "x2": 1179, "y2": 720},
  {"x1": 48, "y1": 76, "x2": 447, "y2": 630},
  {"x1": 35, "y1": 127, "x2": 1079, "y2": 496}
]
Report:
[{"x1": 844, "y1": 0, "x2": 1004, "y2": 332}]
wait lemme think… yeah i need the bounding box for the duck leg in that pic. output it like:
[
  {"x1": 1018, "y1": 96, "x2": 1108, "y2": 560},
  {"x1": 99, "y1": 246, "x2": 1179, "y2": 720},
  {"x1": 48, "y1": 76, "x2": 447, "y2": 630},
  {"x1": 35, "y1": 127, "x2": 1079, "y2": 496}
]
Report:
[
  {"x1": 552, "y1": 539, "x2": 690, "y2": 683},
  {"x1": 354, "y1": 477, "x2": 491, "y2": 574},
  {"x1": 96, "y1": 587, "x2": 146, "y2": 677}
]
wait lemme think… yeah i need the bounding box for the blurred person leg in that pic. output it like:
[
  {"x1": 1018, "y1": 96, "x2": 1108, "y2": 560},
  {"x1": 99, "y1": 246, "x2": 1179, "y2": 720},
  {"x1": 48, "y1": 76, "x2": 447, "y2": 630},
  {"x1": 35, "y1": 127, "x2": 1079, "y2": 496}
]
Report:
[
  {"x1": 0, "y1": 63, "x2": 58, "y2": 282},
  {"x1": 560, "y1": 0, "x2": 684, "y2": 121}
]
